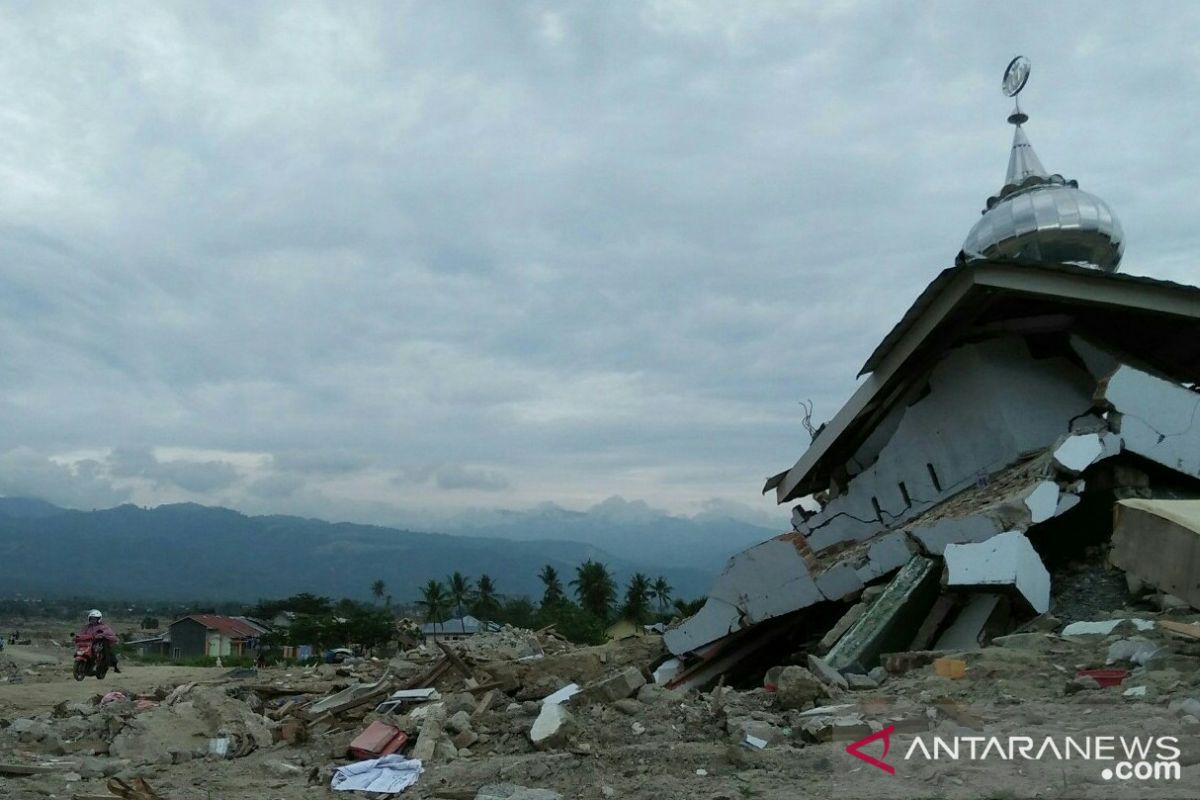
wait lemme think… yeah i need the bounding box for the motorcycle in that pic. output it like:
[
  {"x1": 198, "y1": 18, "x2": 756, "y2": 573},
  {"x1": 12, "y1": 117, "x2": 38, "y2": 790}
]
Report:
[{"x1": 73, "y1": 632, "x2": 111, "y2": 681}]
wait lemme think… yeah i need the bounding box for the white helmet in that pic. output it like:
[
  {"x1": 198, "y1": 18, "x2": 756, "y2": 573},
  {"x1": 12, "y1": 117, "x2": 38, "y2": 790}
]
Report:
[{"x1": 87, "y1": 609, "x2": 103, "y2": 622}]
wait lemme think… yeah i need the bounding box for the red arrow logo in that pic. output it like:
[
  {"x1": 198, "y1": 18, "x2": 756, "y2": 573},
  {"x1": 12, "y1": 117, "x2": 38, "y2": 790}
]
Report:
[{"x1": 845, "y1": 725, "x2": 896, "y2": 775}]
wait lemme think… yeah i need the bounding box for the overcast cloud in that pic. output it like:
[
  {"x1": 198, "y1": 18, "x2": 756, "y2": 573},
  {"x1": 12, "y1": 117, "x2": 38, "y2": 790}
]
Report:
[{"x1": 1, "y1": 2, "x2": 1198, "y2": 529}]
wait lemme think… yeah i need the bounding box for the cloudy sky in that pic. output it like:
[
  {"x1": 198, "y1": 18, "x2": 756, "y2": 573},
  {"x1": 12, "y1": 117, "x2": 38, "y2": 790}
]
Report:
[{"x1": 1, "y1": 2, "x2": 1198, "y2": 529}]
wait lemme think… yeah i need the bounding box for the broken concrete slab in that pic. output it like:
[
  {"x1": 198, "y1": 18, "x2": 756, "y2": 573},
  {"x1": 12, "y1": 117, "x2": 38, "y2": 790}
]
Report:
[
  {"x1": 910, "y1": 515, "x2": 1003, "y2": 556},
  {"x1": 816, "y1": 562, "x2": 865, "y2": 601},
  {"x1": 664, "y1": 534, "x2": 823, "y2": 656},
  {"x1": 1101, "y1": 365, "x2": 1200, "y2": 478},
  {"x1": 944, "y1": 531, "x2": 1050, "y2": 613},
  {"x1": 825, "y1": 555, "x2": 941, "y2": 674},
  {"x1": 817, "y1": 603, "x2": 867, "y2": 653},
  {"x1": 935, "y1": 593, "x2": 1003, "y2": 651},
  {"x1": 1111, "y1": 499, "x2": 1200, "y2": 611},
  {"x1": 855, "y1": 532, "x2": 916, "y2": 584}
]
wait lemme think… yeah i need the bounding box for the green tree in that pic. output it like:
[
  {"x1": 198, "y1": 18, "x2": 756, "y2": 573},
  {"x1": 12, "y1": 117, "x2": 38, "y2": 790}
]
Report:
[
  {"x1": 473, "y1": 574, "x2": 500, "y2": 624},
  {"x1": 495, "y1": 596, "x2": 538, "y2": 629},
  {"x1": 650, "y1": 576, "x2": 673, "y2": 617},
  {"x1": 535, "y1": 600, "x2": 606, "y2": 645},
  {"x1": 538, "y1": 565, "x2": 564, "y2": 607},
  {"x1": 371, "y1": 579, "x2": 386, "y2": 605},
  {"x1": 672, "y1": 597, "x2": 705, "y2": 618},
  {"x1": 570, "y1": 559, "x2": 616, "y2": 622},
  {"x1": 621, "y1": 572, "x2": 652, "y2": 624},
  {"x1": 446, "y1": 571, "x2": 475, "y2": 634},
  {"x1": 346, "y1": 608, "x2": 395, "y2": 653},
  {"x1": 416, "y1": 580, "x2": 449, "y2": 640}
]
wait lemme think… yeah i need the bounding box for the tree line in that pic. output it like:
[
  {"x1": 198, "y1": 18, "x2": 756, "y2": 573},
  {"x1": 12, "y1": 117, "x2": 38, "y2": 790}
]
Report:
[{"x1": 394, "y1": 561, "x2": 703, "y2": 645}]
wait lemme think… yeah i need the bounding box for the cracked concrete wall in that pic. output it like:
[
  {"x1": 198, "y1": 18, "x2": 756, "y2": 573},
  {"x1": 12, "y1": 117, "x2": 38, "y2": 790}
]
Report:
[
  {"x1": 663, "y1": 535, "x2": 822, "y2": 656},
  {"x1": 799, "y1": 337, "x2": 1096, "y2": 553}
]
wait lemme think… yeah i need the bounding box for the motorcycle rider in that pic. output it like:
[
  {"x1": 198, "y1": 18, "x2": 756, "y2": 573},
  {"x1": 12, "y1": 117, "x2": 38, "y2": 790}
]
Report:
[{"x1": 79, "y1": 610, "x2": 120, "y2": 673}]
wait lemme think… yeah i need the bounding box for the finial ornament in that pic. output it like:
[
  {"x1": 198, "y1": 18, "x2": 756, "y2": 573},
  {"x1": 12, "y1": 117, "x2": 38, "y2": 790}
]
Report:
[{"x1": 1003, "y1": 56, "x2": 1031, "y2": 125}]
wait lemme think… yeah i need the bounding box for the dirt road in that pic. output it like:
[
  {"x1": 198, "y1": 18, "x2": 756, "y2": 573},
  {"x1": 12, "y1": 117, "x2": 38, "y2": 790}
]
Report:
[{"x1": 0, "y1": 664, "x2": 227, "y2": 716}]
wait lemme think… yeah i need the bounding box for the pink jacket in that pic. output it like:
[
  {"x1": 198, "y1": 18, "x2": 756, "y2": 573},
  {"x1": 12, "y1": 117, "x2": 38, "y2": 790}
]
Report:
[{"x1": 79, "y1": 621, "x2": 117, "y2": 643}]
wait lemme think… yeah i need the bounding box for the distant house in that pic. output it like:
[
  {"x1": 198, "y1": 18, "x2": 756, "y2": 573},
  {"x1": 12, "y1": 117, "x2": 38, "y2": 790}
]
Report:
[
  {"x1": 168, "y1": 615, "x2": 269, "y2": 660},
  {"x1": 420, "y1": 615, "x2": 499, "y2": 639},
  {"x1": 606, "y1": 620, "x2": 667, "y2": 641},
  {"x1": 126, "y1": 634, "x2": 170, "y2": 658}
]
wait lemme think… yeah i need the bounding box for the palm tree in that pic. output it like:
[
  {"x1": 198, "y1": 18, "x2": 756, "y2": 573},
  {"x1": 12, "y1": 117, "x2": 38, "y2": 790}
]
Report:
[
  {"x1": 672, "y1": 597, "x2": 705, "y2": 618},
  {"x1": 371, "y1": 579, "x2": 386, "y2": 605},
  {"x1": 539, "y1": 565, "x2": 564, "y2": 607},
  {"x1": 622, "y1": 573, "x2": 652, "y2": 624},
  {"x1": 416, "y1": 579, "x2": 449, "y2": 640},
  {"x1": 650, "y1": 576, "x2": 672, "y2": 617},
  {"x1": 474, "y1": 574, "x2": 500, "y2": 625},
  {"x1": 446, "y1": 571, "x2": 475, "y2": 634},
  {"x1": 570, "y1": 559, "x2": 616, "y2": 622}
]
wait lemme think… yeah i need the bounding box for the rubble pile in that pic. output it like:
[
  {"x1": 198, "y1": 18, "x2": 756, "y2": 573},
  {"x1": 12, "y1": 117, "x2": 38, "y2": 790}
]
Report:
[{"x1": 0, "y1": 604, "x2": 1199, "y2": 798}]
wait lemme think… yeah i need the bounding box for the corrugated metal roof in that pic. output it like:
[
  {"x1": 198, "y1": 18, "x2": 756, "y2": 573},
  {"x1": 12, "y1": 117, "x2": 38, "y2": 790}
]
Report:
[{"x1": 176, "y1": 614, "x2": 263, "y2": 639}]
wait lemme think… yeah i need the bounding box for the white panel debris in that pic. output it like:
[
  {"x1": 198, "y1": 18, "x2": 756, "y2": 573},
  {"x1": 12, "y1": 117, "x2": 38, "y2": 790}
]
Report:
[
  {"x1": 1024, "y1": 481, "x2": 1060, "y2": 524},
  {"x1": 1052, "y1": 433, "x2": 1105, "y2": 474},
  {"x1": 944, "y1": 531, "x2": 1050, "y2": 613},
  {"x1": 1061, "y1": 619, "x2": 1155, "y2": 636},
  {"x1": 1055, "y1": 492, "x2": 1081, "y2": 517},
  {"x1": 1102, "y1": 366, "x2": 1200, "y2": 477}
]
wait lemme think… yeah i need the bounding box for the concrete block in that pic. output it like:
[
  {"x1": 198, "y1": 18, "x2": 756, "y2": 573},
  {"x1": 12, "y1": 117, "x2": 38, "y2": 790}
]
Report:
[
  {"x1": 910, "y1": 515, "x2": 1002, "y2": 555},
  {"x1": 944, "y1": 531, "x2": 1050, "y2": 613},
  {"x1": 825, "y1": 556, "x2": 942, "y2": 674},
  {"x1": 582, "y1": 666, "x2": 645, "y2": 703},
  {"x1": 529, "y1": 703, "x2": 575, "y2": 750},
  {"x1": 775, "y1": 666, "x2": 827, "y2": 710},
  {"x1": 816, "y1": 562, "x2": 865, "y2": 601},
  {"x1": 1111, "y1": 499, "x2": 1200, "y2": 611}
]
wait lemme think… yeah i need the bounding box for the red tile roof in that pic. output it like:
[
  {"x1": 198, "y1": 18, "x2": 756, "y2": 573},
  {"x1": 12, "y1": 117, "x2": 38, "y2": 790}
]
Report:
[{"x1": 178, "y1": 614, "x2": 263, "y2": 639}]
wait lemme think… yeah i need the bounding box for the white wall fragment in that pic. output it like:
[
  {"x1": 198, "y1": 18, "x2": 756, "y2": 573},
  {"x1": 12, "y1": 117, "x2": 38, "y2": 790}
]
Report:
[
  {"x1": 944, "y1": 531, "x2": 1050, "y2": 613},
  {"x1": 1052, "y1": 433, "x2": 1105, "y2": 474},
  {"x1": 1024, "y1": 481, "x2": 1061, "y2": 524}
]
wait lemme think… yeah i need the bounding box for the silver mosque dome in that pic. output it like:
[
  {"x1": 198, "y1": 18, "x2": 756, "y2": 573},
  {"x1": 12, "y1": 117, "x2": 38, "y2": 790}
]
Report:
[{"x1": 959, "y1": 58, "x2": 1124, "y2": 272}]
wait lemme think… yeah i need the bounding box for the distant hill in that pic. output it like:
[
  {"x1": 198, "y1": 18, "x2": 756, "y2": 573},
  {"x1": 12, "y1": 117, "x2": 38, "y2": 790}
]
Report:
[
  {"x1": 0, "y1": 500, "x2": 728, "y2": 602},
  {"x1": 424, "y1": 496, "x2": 780, "y2": 572}
]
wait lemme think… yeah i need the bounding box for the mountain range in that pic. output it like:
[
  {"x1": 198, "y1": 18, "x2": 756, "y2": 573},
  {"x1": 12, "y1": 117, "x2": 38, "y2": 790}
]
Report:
[{"x1": 0, "y1": 497, "x2": 776, "y2": 603}]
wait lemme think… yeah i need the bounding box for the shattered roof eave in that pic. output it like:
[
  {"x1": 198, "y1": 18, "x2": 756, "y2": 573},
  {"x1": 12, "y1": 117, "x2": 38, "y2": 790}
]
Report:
[{"x1": 769, "y1": 261, "x2": 1200, "y2": 504}]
